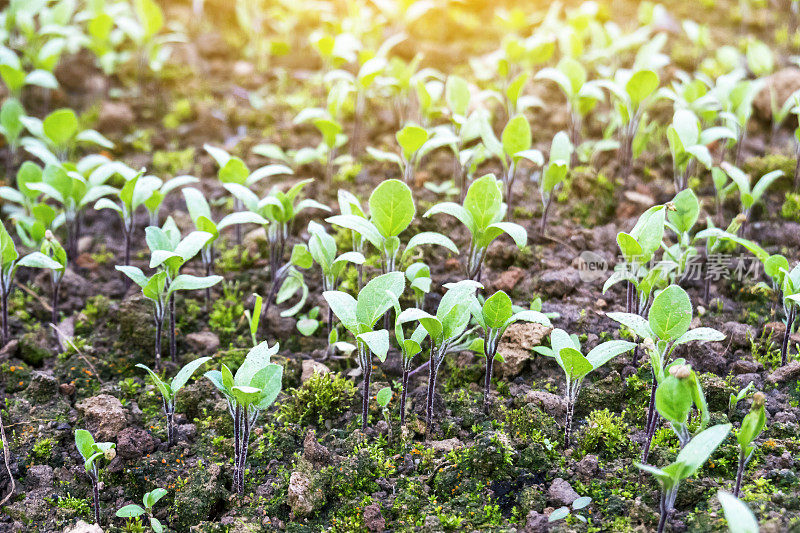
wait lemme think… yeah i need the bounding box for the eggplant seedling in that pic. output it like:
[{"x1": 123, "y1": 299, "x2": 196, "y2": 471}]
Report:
[
  {"x1": 323, "y1": 271, "x2": 405, "y2": 429},
  {"x1": 405, "y1": 262, "x2": 431, "y2": 309},
  {"x1": 367, "y1": 123, "x2": 429, "y2": 183},
  {"x1": 136, "y1": 357, "x2": 211, "y2": 447},
  {"x1": 470, "y1": 290, "x2": 551, "y2": 412},
  {"x1": 0, "y1": 47, "x2": 58, "y2": 100},
  {"x1": 637, "y1": 423, "x2": 732, "y2": 533},
  {"x1": 376, "y1": 386, "x2": 393, "y2": 441},
  {"x1": 205, "y1": 341, "x2": 283, "y2": 495},
  {"x1": 327, "y1": 179, "x2": 457, "y2": 275},
  {"x1": 539, "y1": 131, "x2": 574, "y2": 234},
  {"x1": 143, "y1": 175, "x2": 200, "y2": 227},
  {"x1": 116, "y1": 488, "x2": 167, "y2": 533},
  {"x1": 182, "y1": 186, "x2": 268, "y2": 305},
  {"x1": 21, "y1": 107, "x2": 112, "y2": 163},
  {"x1": 387, "y1": 292, "x2": 429, "y2": 427},
  {"x1": 307, "y1": 220, "x2": 365, "y2": 351},
  {"x1": 719, "y1": 163, "x2": 784, "y2": 233},
  {"x1": 608, "y1": 284, "x2": 725, "y2": 463},
  {"x1": 666, "y1": 109, "x2": 722, "y2": 191},
  {"x1": 655, "y1": 363, "x2": 710, "y2": 447},
  {"x1": 424, "y1": 174, "x2": 526, "y2": 281},
  {"x1": 75, "y1": 429, "x2": 116, "y2": 525},
  {"x1": 733, "y1": 392, "x2": 766, "y2": 497},
  {"x1": 534, "y1": 328, "x2": 635, "y2": 446},
  {"x1": 37, "y1": 231, "x2": 67, "y2": 325},
  {"x1": 1, "y1": 222, "x2": 62, "y2": 345}
]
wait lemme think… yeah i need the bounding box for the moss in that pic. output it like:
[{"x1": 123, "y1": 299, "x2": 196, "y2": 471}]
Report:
[
  {"x1": 277, "y1": 372, "x2": 356, "y2": 426},
  {"x1": 781, "y1": 193, "x2": 800, "y2": 223},
  {"x1": 18, "y1": 325, "x2": 51, "y2": 366},
  {"x1": 577, "y1": 409, "x2": 635, "y2": 459},
  {"x1": 208, "y1": 282, "x2": 245, "y2": 345},
  {"x1": 30, "y1": 437, "x2": 55, "y2": 462},
  {"x1": 744, "y1": 154, "x2": 796, "y2": 185}
]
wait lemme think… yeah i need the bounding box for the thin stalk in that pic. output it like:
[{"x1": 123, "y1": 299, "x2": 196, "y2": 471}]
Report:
[
  {"x1": 734, "y1": 449, "x2": 748, "y2": 497},
  {"x1": 425, "y1": 345, "x2": 439, "y2": 439},
  {"x1": 169, "y1": 293, "x2": 176, "y2": 362},
  {"x1": 540, "y1": 196, "x2": 553, "y2": 235},
  {"x1": 51, "y1": 281, "x2": 60, "y2": 325},
  {"x1": 400, "y1": 367, "x2": 409, "y2": 427},
  {"x1": 91, "y1": 469, "x2": 100, "y2": 525},
  {"x1": 483, "y1": 354, "x2": 494, "y2": 414},
  {"x1": 233, "y1": 404, "x2": 241, "y2": 493},
  {"x1": 154, "y1": 314, "x2": 163, "y2": 371},
  {"x1": 361, "y1": 356, "x2": 372, "y2": 430},
  {"x1": 781, "y1": 305, "x2": 795, "y2": 366},
  {"x1": 641, "y1": 371, "x2": 658, "y2": 464},
  {"x1": 237, "y1": 406, "x2": 250, "y2": 494},
  {"x1": 1, "y1": 290, "x2": 9, "y2": 346}
]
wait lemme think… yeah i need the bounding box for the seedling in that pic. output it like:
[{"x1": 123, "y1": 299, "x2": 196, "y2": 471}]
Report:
[
  {"x1": 424, "y1": 174, "x2": 526, "y2": 280},
  {"x1": 481, "y1": 113, "x2": 543, "y2": 207},
  {"x1": 376, "y1": 386, "x2": 393, "y2": 440},
  {"x1": 733, "y1": 392, "x2": 766, "y2": 497},
  {"x1": 144, "y1": 220, "x2": 219, "y2": 361},
  {"x1": 307, "y1": 220, "x2": 365, "y2": 350},
  {"x1": 328, "y1": 179, "x2": 457, "y2": 275},
  {"x1": 548, "y1": 496, "x2": 592, "y2": 524},
  {"x1": 182, "y1": 186, "x2": 267, "y2": 304},
  {"x1": 116, "y1": 263, "x2": 220, "y2": 369},
  {"x1": 387, "y1": 293, "x2": 428, "y2": 427},
  {"x1": 655, "y1": 363, "x2": 709, "y2": 447},
  {"x1": 116, "y1": 488, "x2": 167, "y2": 533},
  {"x1": 470, "y1": 290, "x2": 551, "y2": 412},
  {"x1": 1, "y1": 223, "x2": 62, "y2": 345},
  {"x1": 205, "y1": 341, "x2": 283, "y2": 494},
  {"x1": 136, "y1": 357, "x2": 211, "y2": 446},
  {"x1": 729, "y1": 381, "x2": 755, "y2": 415},
  {"x1": 0, "y1": 98, "x2": 25, "y2": 171},
  {"x1": 534, "y1": 328, "x2": 635, "y2": 446},
  {"x1": 36, "y1": 231, "x2": 67, "y2": 325},
  {"x1": 539, "y1": 131, "x2": 574, "y2": 234},
  {"x1": 74, "y1": 429, "x2": 116, "y2": 525},
  {"x1": 401, "y1": 280, "x2": 482, "y2": 437},
  {"x1": 94, "y1": 166, "x2": 161, "y2": 268},
  {"x1": 0, "y1": 46, "x2": 58, "y2": 99},
  {"x1": 143, "y1": 175, "x2": 199, "y2": 226},
  {"x1": 637, "y1": 423, "x2": 732, "y2": 533},
  {"x1": 21, "y1": 107, "x2": 112, "y2": 163},
  {"x1": 243, "y1": 294, "x2": 263, "y2": 347},
  {"x1": 720, "y1": 162, "x2": 784, "y2": 233},
  {"x1": 598, "y1": 69, "x2": 660, "y2": 177},
  {"x1": 608, "y1": 284, "x2": 725, "y2": 463},
  {"x1": 323, "y1": 271, "x2": 404, "y2": 429},
  {"x1": 367, "y1": 123, "x2": 429, "y2": 183},
  {"x1": 666, "y1": 109, "x2": 727, "y2": 191},
  {"x1": 337, "y1": 189, "x2": 367, "y2": 288},
  {"x1": 405, "y1": 262, "x2": 431, "y2": 309}
]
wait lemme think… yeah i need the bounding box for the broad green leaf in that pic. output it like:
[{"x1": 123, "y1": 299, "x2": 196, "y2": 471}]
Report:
[
  {"x1": 482, "y1": 291, "x2": 513, "y2": 329},
  {"x1": 557, "y1": 347, "x2": 593, "y2": 381},
  {"x1": 585, "y1": 340, "x2": 636, "y2": 369},
  {"x1": 718, "y1": 491, "x2": 759, "y2": 533},
  {"x1": 323, "y1": 291, "x2": 359, "y2": 333},
  {"x1": 396, "y1": 124, "x2": 429, "y2": 160},
  {"x1": 42, "y1": 108, "x2": 78, "y2": 147},
  {"x1": 463, "y1": 174, "x2": 502, "y2": 231},
  {"x1": 369, "y1": 179, "x2": 415, "y2": 238},
  {"x1": 358, "y1": 329, "x2": 390, "y2": 362},
  {"x1": 171, "y1": 356, "x2": 212, "y2": 393},
  {"x1": 673, "y1": 328, "x2": 725, "y2": 346},
  {"x1": 74, "y1": 429, "x2": 95, "y2": 461},
  {"x1": 17, "y1": 251, "x2": 62, "y2": 270},
  {"x1": 135, "y1": 363, "x2": 171, "y2": 401},
  {"x1": 402, "y1": 231, "x2": 458, "y2": 261},
  {"x1": 376, "y1": 386, "x2": 392, "y2": 407},
  {"x1": 116, "y1": 504, "x2": 146, "y2": 518},
  {"x1": 356, "y1": 271, "x2": 405, "y2": 328},
  {"x1": 668, "y1": 189, "x2": 699, "y2": 235},
  {"x1": 606, "y1": 312, "x2": 654, "y2": 339},
  {"x1": 445, "y1": 75, "x2": 470, "y2": 117},
  {"x1": 168, "y1": 274, "x2": 222, "y2": 294},
  {"x1": 649, "y1": 285, "x2": 692, "y2": 341},
  {"x1": 626, "y1": 70, "x2": 659, "y2": 107},
  {"x1": 668, "y1": 423, "x2": 732, "y2": 480},
  {"x1": 501, "y1": 114, "x2": 531, "y2": 157}
]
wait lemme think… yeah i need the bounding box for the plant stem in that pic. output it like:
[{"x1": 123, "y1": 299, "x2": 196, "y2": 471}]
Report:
[
  {"x1": 1, "y1": 290, "x2": 9, "y2": 347},
  {"x1": 642, "y1": 371, "x2": 658, "y2": 465},
  {"x1": 483, "y1": 353, "x2": 494, "y2": 414},
  {"x1": 154, "y1": 314, "x2": 163, "y2": 371},
  {"x1": 400, "y1": 367, "x2": 409, "y2": 427},
  {"x1": 540, "y1": 196, "x2": 553, "y2": 236},
  {"x1": 233, "y1": 404, "x2": 241, "y2": 493},
  {"x1": 781, "y1": 305, "x2": 795, "y2": 366},
  {"x1": 734, "y1": 449, "x2": 746, "y2": 497},
  {"x1": 91, "y1": 470, "x2": 100, "y2": 525},
  {"x1": 51, "y1": 281, "x2": 59, "y2": 326},
  {"x1": 169, "y1": 293, "x2": 176, "y2": 362},
  {"x1": 425, "y1": 346, "x2": 439, "y2": 439},
  {"x1": 361, "y1": 359, "x2": 372, "y2": 431}
]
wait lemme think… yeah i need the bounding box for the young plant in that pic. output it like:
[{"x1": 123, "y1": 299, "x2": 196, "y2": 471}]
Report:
[
  {"x1": 548, "y1": 496, "x2": 592, "y2": 524},
  {"x1": 37, "y1": 231, "x2": 67, "y2": 325},
  {"x1": 1, "y1": 223, "x2": 62, "y2": 345},
  {"x1": 470, "y1": 290, "x2": 551, "y2": 412},
  {"x1": 367, "y1": 123, "x2": 429, "y2": 183},
  {"x1": 116, "y1": 488, "x2": 167, "y2": 533},
  {"x1": 720, "y1": 162, "x2": 784, "y2": 232},
  {"x1": 243, "y1": 294, "x2": 263, "y2": 347},
  {"x1": 655, "y1": 363, "x2": 710, "y2": 447},
  {"x1": 424, "y1": 174, "x2": 525, "y2": 280},
  {"x1": 182, "y1": 186, "x2": 267, "y2": 304},
  {"x1": 307, "y1": 220, "x2": 365, "y2": 350},
  {"x1": 598, "y1": 69, "x2": 660, "y2": 178},
  {"x1": 539, "y1": 131, "x2": 574, "y2": 234},
  {"x1": 405, "y1": 262, "x2": 431, "y2": 309},
  {"x1": 481, "y1": 113, "x2": 543, "y2": 207},
  {"x1": 0, "y1": 98, "x2": 26, "y2": 171},
  {"x1": 733, "y1": 392, "x2": 766, "y2": 497},
  {"x1": 21, "y1": 107, "x2": 112, "y2": 163},
  {"x1": 328, "y1": 179, "x2": 458, "y2": 274},
  {"x1": 143, "y1": 175, "x2": 199, "y2": 227},
  {"x1": 405, "y1": 280, "x2": 482, "y2": 437},
  {"x1": 74, "y1": 429, "x2": 116, "y2": 525},
  {"x1": 608, "y1": 284, "x2": 725, "y2": 463},
  {"x1": 205, "y1": 341, "x2": 283, "y2": 495},
  {"x1": 323, "y1": 271, "x2": 405, "y2": 429},
  {"x1": 376, "y1": 386, "x2": 393, "y2": 441},
  {"x1": 94, "y1": 167, "x2": 162, "y2": 268},
  {"x1": 145, "y1": 220, "x2": 220, "y2": 361},
  {"x1": 136, "y1": 357, "x2": 211, "y2": 447},
  {"x1": 637, "y1": 423, "x2": 732, "y2": 533},
  {"x1": 534, "y1": 328, "x2": 635, "y2": 446},
  {"x1": 387, "y1": 293, "x2": 428, "y2": 427},
  {"x1": 0, "y1": 46, "x2": 58, "y2": 100}
]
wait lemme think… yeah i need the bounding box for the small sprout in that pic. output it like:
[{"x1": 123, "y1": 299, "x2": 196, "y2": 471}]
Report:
[
  {"x1": 376, "y1": 386, "x2": 393, "y2": 441},
  {"x1": 75, "y1": 429, "x2": 116, "y2": 525},
  {"x1": 535, "y1": 328, "x2": 634, "y2": 446},
  {"x1": 243, "y1": 294, "x2": 263, "y2": 347},
  {"x1": 733, "y1": 392, "x2": 766, "y2": 497},
  {"x1": 656, "y1": 363, "x2": 709, "y2": 447},
  {"x1": 637, "y1": 424, "x2": 732, "y2": 533},
  {"x1": 116, "y1": 488, "x2": 167, "y2": 533},
  {"x1": 539, "y1": 131, "x2": 574, "y2": 234},
  {"x1": 549, "y1": 495, "x2": 592, "y2": 523},
  {"x1": 136, "y1": 357, "x2": 211, "y2": 447},
  {"x1": 205, "y1": 341, "x2": 283, "y2": 495},
  {"x1": 21, "y1": 107, "x2": 112, "y2": 163}
]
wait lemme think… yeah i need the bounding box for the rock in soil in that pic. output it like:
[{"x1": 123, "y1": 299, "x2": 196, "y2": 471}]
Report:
[
  {"x1": 496, "y1": 322, "x2": 553, "y2": 378},
  {"x1": 75, "y1": 394, "x2": 128, "y2": 441},
  {"x1": 288, "y1": 470, "x2": 325, "y2": 517},
  {"x1": 301, "y1": 359, "x2": 331, "y2": 383},
  {"x1": 767, "y1": 361, "x2": 800, "y2": 384},
  {"x1": 547, "y1": 477, "x2": 579, "y2": 507}
]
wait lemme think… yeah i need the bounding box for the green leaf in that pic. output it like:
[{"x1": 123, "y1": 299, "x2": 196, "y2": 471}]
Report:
[
  {"x1": 557, "y1": 347, "x2": 593, "y2": 380},
  {"x1": 668, "y1": 423, "x2": 732, "y2": 480},
  {"x1": 74, "y1": 429, "x2": 95, "y2": 461},
  {"x1": 482, "y1": 291, "x2": 513, "y2": 329},
  {"x1": 171, "y1": 357, "x2": 212, "y2": 393},
  {"x1": 253, "y1": 363, "x2": 283, "y2": 410},
  {"x1": 168, "y1": 274, "x2": 222, "y2": 295},
  {"x1": 134, "y1": 0, "x2": 164, "y2": 38},
  {"x1": 626, "y1": 70, "x2": 659, "y2": 107},
  {"x1": 42, "y1": 108, "x2": 78, "y2": 148},
  {"x1": 463, "y1": 174, "x2": 502, "y2": 231},
  {"x1": 501, "y1": 114, "x2": 532, "y2": 157},
  {"x1": 402, "y1": 231, "x2": 458, "y2": 261},
  {"x1": 718, "y1": 491, "x2": 759, "y2": 533},
  {"x1": 668, "y1": 189, "x2": 700, "y2": 235},
  {"x1": 135, "y1": 363, "x2": 171, "y2": 401},
  {"x1": 585, "y1": 340, "x2": 636, "y2": 369},
  {"x1": 445, "y1": 75, "x2": 470, "y2": 117},
  {"x1": 323, "y1": 291, "x2": 359, "y2": 333},
  {"x1": 396, "y1": 124, "x2": 429, "y2": 160},
  {"x1": 648, "y1": 285, "x2": 692, "y2": 341},
  {"x1": 548, "y1": 507, "x2": 570, "y2": 522},
  {"x1": 326, "y1": 214, "x2": 384, "y2": 250},
  {"x1": 673, "y1": 328, "x2": 726, "y2": 346},
  {"x1": 376, "y1": 386, "x2": 392, "y2": 407},
  {"x1": 369, "y1": 179, "x2": 415, "y2": 238},
  {"x1": 358, "y1": 329, "x2": 390, "y2": 362},
  {"x1": 356, "y1": 271, "x2": 405, "y2": 329},
  {"x1": 17, "y1": 251, "x2": 62, "y2": 270},
  {"x1": 116, "y1": 504, "x2": 146, "y2": 518}
]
